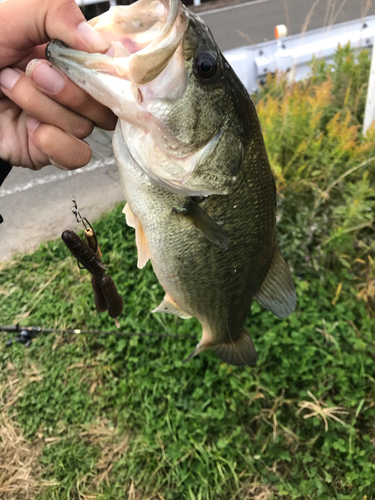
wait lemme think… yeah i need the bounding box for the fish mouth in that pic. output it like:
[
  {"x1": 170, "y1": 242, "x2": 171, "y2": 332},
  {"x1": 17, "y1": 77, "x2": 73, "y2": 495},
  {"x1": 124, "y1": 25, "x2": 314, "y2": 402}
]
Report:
[
  {"x1": 47, "y1": 0, "x2": 187, "y2": 85},
  {"x1": 46, "y1": 0, "x2": 229, "y2": 197}
]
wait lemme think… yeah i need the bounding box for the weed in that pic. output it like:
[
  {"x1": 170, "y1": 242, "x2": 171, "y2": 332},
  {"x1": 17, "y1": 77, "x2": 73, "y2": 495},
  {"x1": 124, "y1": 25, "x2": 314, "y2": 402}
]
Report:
[
  {"x1": 0, "y1": 45, "x2": 374, "y2": 499},
  {"x1": 255, "y1": 45, "x2": 375, "y2": 308},
  {"x1": 0, "y1": 364, "x2": 57, "y2": 499}
]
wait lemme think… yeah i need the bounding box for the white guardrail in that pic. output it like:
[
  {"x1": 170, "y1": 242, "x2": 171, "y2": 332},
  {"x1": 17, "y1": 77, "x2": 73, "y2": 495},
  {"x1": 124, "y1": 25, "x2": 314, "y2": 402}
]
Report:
[
  {"x1": 222, "y1": 15, "x2": 375, "y2": 134},
  {"x1": 223, "y1": 15, "x2": 375, "y2": 93}
]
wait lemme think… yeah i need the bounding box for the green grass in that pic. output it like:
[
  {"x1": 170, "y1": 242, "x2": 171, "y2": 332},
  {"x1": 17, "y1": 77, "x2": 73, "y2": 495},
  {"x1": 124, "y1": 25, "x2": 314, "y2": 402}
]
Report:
[
  {"x1": 1, "y1": 45, "x2": 375, "y2": 499},
  {"x1": 1, "y1": 203, "x2": 374, "y2": 500}
]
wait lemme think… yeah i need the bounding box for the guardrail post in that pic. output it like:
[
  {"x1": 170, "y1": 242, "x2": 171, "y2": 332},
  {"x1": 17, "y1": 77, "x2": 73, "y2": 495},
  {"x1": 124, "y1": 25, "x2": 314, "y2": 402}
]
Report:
[{"x1": 363, "y1": 46, "x2": 375, "y2": 135}]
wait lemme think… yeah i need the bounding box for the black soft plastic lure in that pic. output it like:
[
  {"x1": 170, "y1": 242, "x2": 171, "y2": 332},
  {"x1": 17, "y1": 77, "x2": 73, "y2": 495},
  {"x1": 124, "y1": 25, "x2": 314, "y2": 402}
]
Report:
[{"x1": 61, "y1": 230, "x2": 124, "y2": 320}]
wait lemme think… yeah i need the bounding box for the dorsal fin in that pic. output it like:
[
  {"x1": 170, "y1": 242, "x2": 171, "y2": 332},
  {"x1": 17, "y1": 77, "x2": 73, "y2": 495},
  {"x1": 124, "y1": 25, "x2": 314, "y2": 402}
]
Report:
[
  {"x1": 152, "y1": 293, "x2": 192, "y2": 319},
  {"x1": 123, "y1": 203, "x2": 150, "y2": 269},
  {"x1": 255, "y1": 247, "x2": 296, "y2": 318}
]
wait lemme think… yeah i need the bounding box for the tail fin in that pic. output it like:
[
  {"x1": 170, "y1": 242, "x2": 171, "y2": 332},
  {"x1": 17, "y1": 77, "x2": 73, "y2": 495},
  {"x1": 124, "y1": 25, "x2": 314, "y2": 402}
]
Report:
[{"x1": 215, "y1": 327, "x2": 257, "y2": 367}]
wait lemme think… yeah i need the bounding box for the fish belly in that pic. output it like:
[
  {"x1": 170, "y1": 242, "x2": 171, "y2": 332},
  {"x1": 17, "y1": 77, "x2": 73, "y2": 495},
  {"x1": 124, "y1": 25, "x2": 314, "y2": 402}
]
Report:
[{"x1": 113, "y1": 124, "x2": 276, "y2": 344}]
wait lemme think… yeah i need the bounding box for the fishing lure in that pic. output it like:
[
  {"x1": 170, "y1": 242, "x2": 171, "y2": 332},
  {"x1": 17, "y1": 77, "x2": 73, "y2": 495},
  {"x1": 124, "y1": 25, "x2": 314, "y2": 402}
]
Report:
[
  {"x1": 62, "y1": 197, "x2": 124, "y2": 321},
  {"x1": 61, "y1": 230, "x2": 124, "y2": 320}
]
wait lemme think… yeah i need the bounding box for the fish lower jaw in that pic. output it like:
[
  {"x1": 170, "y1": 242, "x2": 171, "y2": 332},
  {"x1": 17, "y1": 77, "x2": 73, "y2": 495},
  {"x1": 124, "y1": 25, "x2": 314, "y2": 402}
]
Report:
[{"x1": 120, "y1": 121, "x2": 230, "y2": 197}]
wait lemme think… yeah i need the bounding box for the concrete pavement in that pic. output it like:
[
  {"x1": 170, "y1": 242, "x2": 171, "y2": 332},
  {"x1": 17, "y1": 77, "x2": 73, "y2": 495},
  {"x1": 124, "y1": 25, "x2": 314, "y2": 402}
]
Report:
[
  {"x1": 1, "y1": 0, "x2": 373, "y2": 261},
  {"x1": 0, "y1": 131, "x2": 124, "y2": 261}
]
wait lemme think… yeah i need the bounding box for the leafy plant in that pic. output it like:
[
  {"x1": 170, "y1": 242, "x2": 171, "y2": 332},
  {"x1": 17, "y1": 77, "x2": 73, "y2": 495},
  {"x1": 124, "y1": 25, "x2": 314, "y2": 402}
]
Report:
[
  {"x1": 0, "y1": 45, "x2": 374, "y2": 500},
  {"x1": 255, "y1": 44, "x2": 375, "y2": 299}
]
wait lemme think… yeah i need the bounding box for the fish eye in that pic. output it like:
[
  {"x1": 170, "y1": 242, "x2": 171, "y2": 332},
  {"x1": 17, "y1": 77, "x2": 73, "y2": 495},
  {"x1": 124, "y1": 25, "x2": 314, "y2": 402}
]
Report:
[{"x1": 193, "y1": 52, "x2": 218, "y2": 81}]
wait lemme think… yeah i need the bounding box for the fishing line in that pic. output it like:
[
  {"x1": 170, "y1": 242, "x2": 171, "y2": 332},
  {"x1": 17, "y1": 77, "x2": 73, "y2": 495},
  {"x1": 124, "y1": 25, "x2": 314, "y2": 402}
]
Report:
[
  {"x1": 65, "y1": 131, "x2": 120, "y2": 168},
  {"x1": 59, "y1": 130, "x2": 120, "y2": 216},
  {"x1": 62, "y1": 131, "x2": 120, "y2": 215},
  {"x1": 1, "y1": 324, "x2": 197, "y2": 348}
]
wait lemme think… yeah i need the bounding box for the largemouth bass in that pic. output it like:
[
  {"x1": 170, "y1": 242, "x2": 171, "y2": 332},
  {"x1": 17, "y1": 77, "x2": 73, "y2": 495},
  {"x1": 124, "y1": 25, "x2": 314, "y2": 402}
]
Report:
[{"x1": 46, "y1": 0, "x2": 296, "y2": 366}]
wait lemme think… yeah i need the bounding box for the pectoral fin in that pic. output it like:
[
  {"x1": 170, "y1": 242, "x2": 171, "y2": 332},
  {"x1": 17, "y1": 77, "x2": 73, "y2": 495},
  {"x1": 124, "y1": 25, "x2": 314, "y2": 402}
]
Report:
[
  {"x1": 255, "y1": 247, "x2": 296, "y2": 318},
  {"x1": 152, "y1": 293, "x2": 192, "y2": 319},
  {"x1": 123, "y1": 203, "x2": 150, "y2": 269},
  {"x1": 174, "y1": 199, "x2": 228, "y2": 250}
]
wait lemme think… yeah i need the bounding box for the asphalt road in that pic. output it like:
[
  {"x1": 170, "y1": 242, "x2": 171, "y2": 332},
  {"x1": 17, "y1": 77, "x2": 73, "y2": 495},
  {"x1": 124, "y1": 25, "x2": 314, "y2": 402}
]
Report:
[
  {"x1": 1, "y1": 0, "x2": 373, "y2": 261},
  {"x1": 199, "y1": 0, "x2": 375, "y2": 50}
]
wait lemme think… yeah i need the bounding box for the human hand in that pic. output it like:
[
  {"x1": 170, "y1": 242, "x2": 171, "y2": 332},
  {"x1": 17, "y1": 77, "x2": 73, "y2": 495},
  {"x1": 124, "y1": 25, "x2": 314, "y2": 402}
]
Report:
[{"x1": 0, "y1": 0, "x2": 117, "y2": 170}]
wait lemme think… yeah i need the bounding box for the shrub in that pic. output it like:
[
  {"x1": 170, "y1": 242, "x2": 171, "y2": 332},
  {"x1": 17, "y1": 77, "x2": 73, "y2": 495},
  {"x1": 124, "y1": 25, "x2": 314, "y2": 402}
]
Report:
[{"x1": 255, "y1": 44, "x2": 375, "y2": 310}]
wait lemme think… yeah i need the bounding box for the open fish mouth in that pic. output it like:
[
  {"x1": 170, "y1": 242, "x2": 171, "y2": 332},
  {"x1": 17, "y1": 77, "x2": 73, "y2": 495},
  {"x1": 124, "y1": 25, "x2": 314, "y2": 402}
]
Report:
[
  {"x1": 46, "y1": 0, "x2": 189, "y2": 122},
  {"x1": 92, "y1": 0, "x2": 186, "y2": 85},
  {"x1": 49, "y1": 0, "x2": 187, "y2": 85}
]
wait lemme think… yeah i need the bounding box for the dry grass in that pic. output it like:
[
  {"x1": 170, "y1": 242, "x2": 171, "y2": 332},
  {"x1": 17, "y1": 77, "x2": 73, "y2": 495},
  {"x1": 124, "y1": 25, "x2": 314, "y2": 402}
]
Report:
[
  {"x1": 79, "y1": 419, "x2": 130, "y2": 488},
  {"x1": 78, "y1": 420, "x2": 174, "y2": 500},
  {"x1": 71, "y1": 419, "x2": 134, "y2": 498},
  {"x1": 0, "y1": 416, "x2": 48, "y2": 499},
  {"x1": 0, "y1": 363, "x2": 57, "y2": 499},
  {"x1": 357, "y1": 255, "x2": 375, "y2": 313},
  {"x1": 0, "y1": 364, "x2": 151, "y2": 500},
  {"x1": 297, "y1": 391, "x2": 348, "y2": 431},
  {"x1": 237, "y1": 482, "x2": 276, "y2": 500}
]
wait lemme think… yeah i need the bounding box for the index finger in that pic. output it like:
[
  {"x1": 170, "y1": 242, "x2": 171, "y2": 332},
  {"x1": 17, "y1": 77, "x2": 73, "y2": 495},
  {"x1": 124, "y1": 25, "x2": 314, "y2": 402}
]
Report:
[
  {"x1": 0, "y1": 0, "x2": 110, "y2": 68},
  {"x1": 26, "y1": 59, "x2": 117, "y2": 131},
  {"x1": 15, "y1": 45, "x2": 47, "y2": 71}
]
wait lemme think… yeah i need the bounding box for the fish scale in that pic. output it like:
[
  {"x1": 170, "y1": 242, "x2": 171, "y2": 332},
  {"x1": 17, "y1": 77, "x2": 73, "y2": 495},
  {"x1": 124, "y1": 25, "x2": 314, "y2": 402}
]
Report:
[
  {"x1": 113, "y1": 119, "x2": 275, "y2": 349},
  {"x1": 47, "y1": 0, "x2": 296, "y2": 366}
]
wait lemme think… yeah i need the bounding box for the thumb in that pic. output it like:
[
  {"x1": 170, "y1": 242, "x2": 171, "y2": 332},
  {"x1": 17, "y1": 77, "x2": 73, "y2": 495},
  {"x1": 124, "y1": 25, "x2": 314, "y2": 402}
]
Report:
[
  {"x1": 44, "y1": 0, "x2": 111, "y2": 52},
  {"x1": 0, "y1": 0, "x2": 110, "y2": 68}
]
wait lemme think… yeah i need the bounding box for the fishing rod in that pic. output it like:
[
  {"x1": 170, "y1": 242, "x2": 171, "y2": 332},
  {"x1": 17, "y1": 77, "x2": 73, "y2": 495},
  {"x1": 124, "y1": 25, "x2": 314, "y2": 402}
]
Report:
[
  {"x1": 1, "y1": 199, "x2": 198, "y2": 349},
  {"x1": 1, "y1": 194, "x2": 266, "y2": 350},
  {"x1": 1, "y1": 324, "x2": 197, "y2": 348}
]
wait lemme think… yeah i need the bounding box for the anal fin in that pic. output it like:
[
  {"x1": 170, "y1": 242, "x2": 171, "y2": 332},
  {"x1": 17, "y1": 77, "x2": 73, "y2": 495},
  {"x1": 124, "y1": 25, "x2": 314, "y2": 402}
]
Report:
[
  {"x1": 152, "y1": 293, "x2": 192, "y2": 319},
  {"x1": 123, "y1": 203, "x2": 150, "y2": 269},
  {"x1": 215, "y1": 327, "x2": 257, "y2": 366},
  {"x1": 255, "y1": 247, "x2": 296, "y2": 318}
]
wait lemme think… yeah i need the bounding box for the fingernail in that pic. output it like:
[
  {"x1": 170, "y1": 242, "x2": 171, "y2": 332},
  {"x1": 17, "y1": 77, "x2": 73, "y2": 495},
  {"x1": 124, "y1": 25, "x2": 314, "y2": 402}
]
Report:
[
  {"x1": 77, "y1": 21, "x2": 111, "y2": 52},
  {"x1": 50, "y1": 159, "x2": 68, "y2": 170},
  {"x1": 26, "y1": 60, "x2": 65, "y2": 94},
  {"x1": 0, "y1": 68, "x2": 21, "y2": 90},
  {"x1": 26, "y1": 117, "x2": 41, "y2": 133}
]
